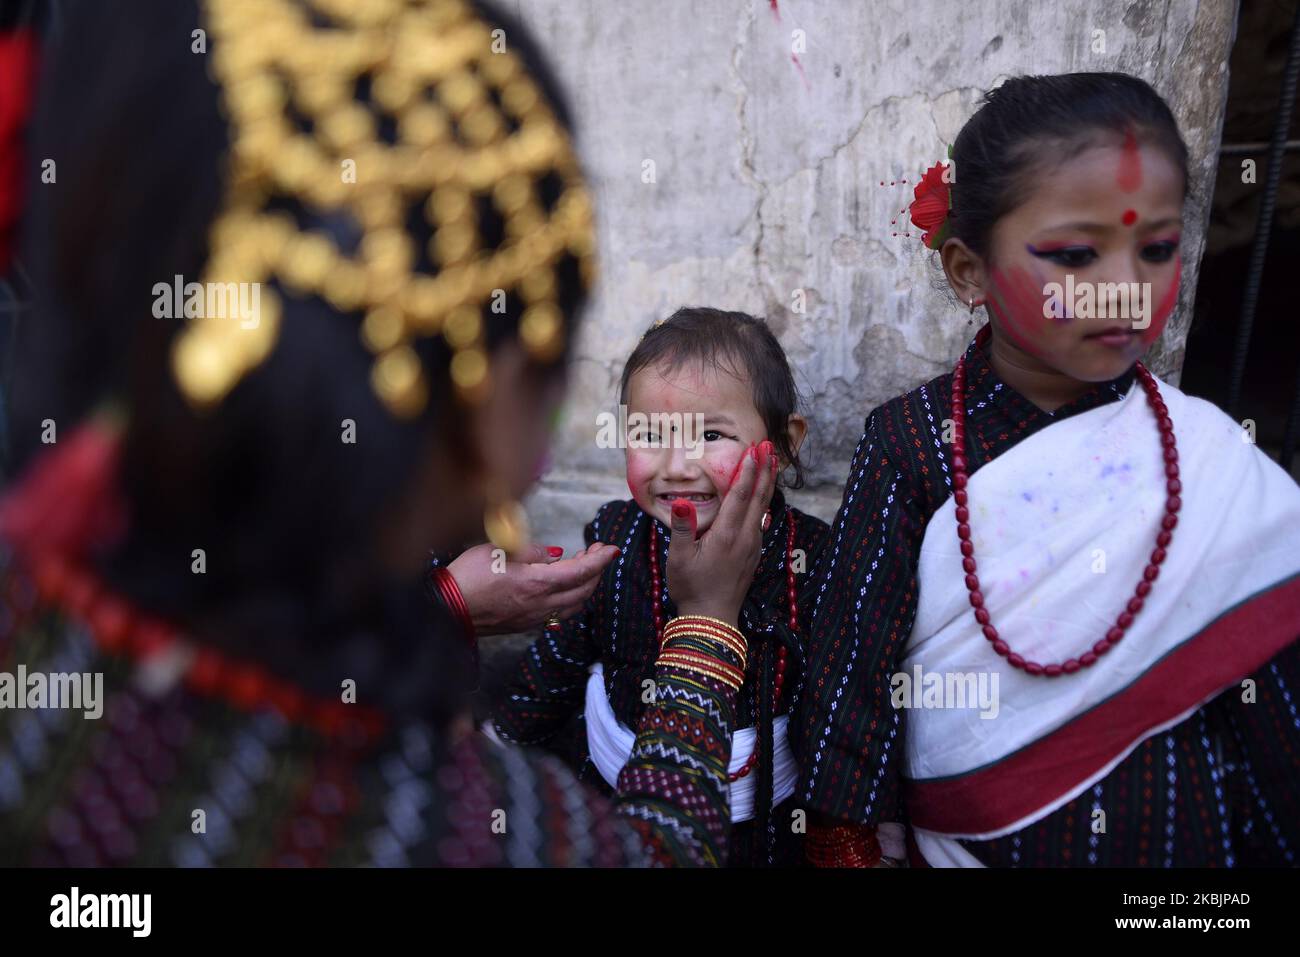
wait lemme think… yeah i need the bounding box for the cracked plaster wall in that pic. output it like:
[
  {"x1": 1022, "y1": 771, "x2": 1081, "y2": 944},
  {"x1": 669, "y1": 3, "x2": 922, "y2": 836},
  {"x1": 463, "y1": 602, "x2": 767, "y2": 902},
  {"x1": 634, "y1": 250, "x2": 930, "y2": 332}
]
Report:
[{"x1": 508, "y1": 0, "x2": 1237, "y2": 550}]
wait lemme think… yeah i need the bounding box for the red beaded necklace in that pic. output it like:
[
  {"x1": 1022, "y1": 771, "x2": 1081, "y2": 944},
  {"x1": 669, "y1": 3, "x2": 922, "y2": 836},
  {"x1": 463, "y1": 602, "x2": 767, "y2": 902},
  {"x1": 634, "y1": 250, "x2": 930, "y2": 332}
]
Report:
[
  {"x1": 648, "y1": 507, "x2": 798, "y2": 781},
  {"x1": 949, "y1": 356, "x2": 1180, "y2": 676},
  {"x1": 0, "y1": 422, "x2": 387, "y2": 745},
  {"x1": 25, "y1": 553, "x2": 387, "y2": 744}
]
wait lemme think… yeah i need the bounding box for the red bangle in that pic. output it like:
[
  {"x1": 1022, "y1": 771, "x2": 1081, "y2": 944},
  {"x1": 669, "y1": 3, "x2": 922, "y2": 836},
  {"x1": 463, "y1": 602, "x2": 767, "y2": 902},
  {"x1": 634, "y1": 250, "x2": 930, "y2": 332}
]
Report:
[{"x1": 431, "y1": 567, "x2": 475, "y2": 642}]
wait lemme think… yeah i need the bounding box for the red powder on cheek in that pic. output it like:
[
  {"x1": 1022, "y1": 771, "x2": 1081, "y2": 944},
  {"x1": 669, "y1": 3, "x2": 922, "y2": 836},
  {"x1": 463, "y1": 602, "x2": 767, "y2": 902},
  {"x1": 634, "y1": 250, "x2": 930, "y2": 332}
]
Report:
[
  {"x1": 1140, "y1": 259, "x2": 1181, "y2": 346},
  {"x1": 987, "y1": 265, "x2": 1057, "y2": 357},
  {"x1": 1122, "y1": 209, "x2": 1138, "y2": 226},
  {"x1": 625, "y1": 457, "x2": 656, "y2": 510},
  {"x1": 712, "y1": 450, "x2": 747, "y2": 492},
  {"x1": 1117, "y1": 129, "x2": 1142, "y2": 192},
  {"x1": 986, "y1": 293, "x2": 1040, "y2": 357}
]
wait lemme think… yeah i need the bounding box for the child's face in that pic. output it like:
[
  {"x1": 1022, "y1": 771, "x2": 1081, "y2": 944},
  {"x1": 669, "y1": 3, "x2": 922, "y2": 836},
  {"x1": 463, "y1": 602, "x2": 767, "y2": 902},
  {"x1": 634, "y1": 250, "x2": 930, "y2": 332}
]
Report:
[
  {"x1": 624, "y1": 358, "x2": 770, "y2": 535},
  {"x1": 982, "y1": 136, "x2": 1184, "y2": 383}
]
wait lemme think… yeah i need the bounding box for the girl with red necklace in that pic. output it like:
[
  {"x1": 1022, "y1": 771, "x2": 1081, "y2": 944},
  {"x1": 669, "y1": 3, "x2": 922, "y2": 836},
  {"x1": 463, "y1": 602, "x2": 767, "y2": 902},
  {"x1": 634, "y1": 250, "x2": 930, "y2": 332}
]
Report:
[
  {"x1": 796, "y1": 73, "x2": 1300, "y2": 867},
  {"x1": 490, "y1": 307, "x2": 829, "y2": 866}
]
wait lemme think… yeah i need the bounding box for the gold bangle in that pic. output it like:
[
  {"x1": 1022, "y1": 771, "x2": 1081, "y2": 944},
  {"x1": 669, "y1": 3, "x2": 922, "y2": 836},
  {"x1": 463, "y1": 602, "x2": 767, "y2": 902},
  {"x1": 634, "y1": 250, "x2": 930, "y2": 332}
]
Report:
[
  {"x1": 666, "y1": 614, "x2": 743, "y2": 635},
  {"x1": 662, "y1": 618, "x2": 743, "y2": 641},
  {"x1": 663, "y1": 616, "x2": 747, "y2": 654},
  {"x1": 658, "y1": 662, "x2": 741, "y2": 693},
  {"x1": 662, "y1": 627, "x2": 748, "y2": 667},
  {"x1": 657, "y1": 651, "x2": 744, "y2": 691},
  {"x1": 663, "y1": 632, "x2": 747, "y2": 668},
  {"x1": 659, "y1": 648, "x2": 743, "y2": 680},
  {"x1": 657, "y1": 651, "x2": 742, "y2": 688}
]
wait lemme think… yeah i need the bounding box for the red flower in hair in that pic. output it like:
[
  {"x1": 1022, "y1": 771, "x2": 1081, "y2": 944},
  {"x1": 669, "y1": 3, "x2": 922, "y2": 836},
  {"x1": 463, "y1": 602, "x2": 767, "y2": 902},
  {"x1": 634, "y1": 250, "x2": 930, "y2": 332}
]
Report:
[{"x1": 909, "y1": 161, "x2": 951, "y2": 250}]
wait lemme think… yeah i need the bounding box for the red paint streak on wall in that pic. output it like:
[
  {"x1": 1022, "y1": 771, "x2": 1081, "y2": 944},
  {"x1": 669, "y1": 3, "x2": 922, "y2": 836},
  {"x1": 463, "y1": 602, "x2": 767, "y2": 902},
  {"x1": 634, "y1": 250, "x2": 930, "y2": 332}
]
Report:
[
  {"x1": 791, "y1": 53, "x2": 810, "y2": 90},
  {"x1": 769, "y1": 2, "x2": 809, "y2": 89}
]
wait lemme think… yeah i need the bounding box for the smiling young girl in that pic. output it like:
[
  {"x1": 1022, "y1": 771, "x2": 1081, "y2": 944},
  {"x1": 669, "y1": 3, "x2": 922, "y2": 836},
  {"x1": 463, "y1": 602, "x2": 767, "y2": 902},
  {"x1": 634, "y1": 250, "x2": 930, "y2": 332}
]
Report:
[
  {"x1": 795, "y1": 73, "x2": 1300, "y2": 867},
  {"x1": 492, "y1": 307, "x2": 828, "y2": 865}
]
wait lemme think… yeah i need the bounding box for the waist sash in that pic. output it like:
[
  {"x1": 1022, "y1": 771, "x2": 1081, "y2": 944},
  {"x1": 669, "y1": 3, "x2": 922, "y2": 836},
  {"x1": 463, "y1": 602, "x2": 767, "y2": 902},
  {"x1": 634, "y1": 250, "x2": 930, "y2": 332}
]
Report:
[{"x1": 585, "y1": 663, "x2": 798, "y2": 823}]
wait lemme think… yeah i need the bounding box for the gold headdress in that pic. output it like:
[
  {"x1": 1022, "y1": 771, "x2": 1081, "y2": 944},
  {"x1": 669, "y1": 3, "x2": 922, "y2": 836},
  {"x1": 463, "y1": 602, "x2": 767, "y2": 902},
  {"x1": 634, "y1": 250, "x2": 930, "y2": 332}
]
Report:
[{"x1": 173, "y1": 0, "x2": 596, "y2": 417}]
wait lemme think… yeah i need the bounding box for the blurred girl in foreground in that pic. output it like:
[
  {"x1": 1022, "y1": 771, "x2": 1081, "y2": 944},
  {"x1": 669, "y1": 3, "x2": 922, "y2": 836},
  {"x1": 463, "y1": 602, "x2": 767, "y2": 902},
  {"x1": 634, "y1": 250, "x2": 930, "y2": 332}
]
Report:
[{"x1": 0, "y1": 0, "x2": 769, "y2": 867}]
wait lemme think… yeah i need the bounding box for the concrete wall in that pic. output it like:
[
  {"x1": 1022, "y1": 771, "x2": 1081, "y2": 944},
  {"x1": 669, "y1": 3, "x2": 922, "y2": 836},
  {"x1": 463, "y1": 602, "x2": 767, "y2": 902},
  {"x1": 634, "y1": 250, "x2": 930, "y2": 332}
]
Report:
[{"x1": 511, "y1": 0, "x2": 1237, "y2": 551}]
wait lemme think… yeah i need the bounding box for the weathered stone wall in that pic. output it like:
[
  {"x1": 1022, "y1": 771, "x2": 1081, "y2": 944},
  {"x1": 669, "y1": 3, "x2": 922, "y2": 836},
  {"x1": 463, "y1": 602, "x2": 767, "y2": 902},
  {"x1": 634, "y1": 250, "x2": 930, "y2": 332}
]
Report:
[{"x1": 512, "y1": 0, "x2": 1237, "y2": 551}]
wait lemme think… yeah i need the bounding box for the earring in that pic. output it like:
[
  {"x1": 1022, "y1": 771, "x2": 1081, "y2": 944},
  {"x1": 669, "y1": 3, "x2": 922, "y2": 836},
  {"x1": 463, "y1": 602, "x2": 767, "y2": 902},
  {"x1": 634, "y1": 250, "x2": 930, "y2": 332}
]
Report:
[{"x1": 484, "y1": 496, "x2": 530, "y2": 557}]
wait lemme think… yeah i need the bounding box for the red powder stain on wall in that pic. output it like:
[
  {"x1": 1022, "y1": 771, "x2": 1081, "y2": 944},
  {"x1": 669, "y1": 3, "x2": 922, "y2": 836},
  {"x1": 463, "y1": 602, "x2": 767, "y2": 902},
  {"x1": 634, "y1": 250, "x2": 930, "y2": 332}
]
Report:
[
  {"x1": 791, "y1": 53, "x2": 810, "y2": 90},
  {"x1": 766, "y1": 2, "x2": 809, "y2": 90}
]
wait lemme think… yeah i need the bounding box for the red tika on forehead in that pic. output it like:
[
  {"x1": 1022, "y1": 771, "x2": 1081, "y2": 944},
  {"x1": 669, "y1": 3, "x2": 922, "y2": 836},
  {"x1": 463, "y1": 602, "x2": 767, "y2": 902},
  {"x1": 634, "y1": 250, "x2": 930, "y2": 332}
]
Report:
[{"x1": 1117, "y1": 128, "x2": 1142, "y2": 193}]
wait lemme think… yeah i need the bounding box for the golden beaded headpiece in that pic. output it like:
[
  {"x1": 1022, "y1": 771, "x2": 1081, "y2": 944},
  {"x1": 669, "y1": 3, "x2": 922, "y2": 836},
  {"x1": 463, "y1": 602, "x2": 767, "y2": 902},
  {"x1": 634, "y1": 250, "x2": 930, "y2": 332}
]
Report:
[{"x1": 173, "y1": 0, "x2": 596, "y2": 417}]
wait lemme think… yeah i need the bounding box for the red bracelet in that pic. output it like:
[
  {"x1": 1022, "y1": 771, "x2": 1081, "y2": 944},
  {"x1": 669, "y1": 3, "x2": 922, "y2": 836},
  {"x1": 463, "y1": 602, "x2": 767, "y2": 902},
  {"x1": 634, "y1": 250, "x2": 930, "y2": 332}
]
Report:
[{"x1": 431, "y1": 567, "x2": 475, "y2": 642}]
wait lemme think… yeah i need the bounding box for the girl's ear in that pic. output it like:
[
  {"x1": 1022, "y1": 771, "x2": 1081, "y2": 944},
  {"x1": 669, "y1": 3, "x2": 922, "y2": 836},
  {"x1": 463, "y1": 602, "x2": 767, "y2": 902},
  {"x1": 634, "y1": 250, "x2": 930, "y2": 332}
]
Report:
[
  {"x1": 783, "y1": 413, "x2": 808, "y2": 465},
  {"x1": 940, "y1": 237, "x2": 989, "y2": 309}
]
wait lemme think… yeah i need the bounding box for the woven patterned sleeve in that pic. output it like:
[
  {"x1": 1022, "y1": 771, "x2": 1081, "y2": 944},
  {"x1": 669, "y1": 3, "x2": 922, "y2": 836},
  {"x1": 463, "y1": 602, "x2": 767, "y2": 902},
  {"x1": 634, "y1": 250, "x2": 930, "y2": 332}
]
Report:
[
  {"x1": 793, "y1": 406, "x2": 930, "y2": 825},
  {"x1": 435, "y1": 733, "x2": 650, "y2": 867},
  {"x1": 461, "y1": 655, "x2": 747, "y2": 869},
  {"x1": 614, "y1": 636, "x2": 745, "y2": 867},
  {"x1": 490, "y1": 503, "x2": 618, "y2": 746}
]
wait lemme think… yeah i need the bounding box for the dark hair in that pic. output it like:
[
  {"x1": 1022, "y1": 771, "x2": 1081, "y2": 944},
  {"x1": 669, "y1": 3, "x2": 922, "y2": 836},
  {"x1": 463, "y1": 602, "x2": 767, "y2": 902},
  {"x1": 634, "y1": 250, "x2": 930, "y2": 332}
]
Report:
[
  {"x1": 947, "y1": 72, "x2": 1189, "y2": 258},
  {"x1": 6, "y1": 0, "x2": 585, "y2": 722},
  {"x1": 618, "y1": 307, "x2": 806, "y2": 489}
]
